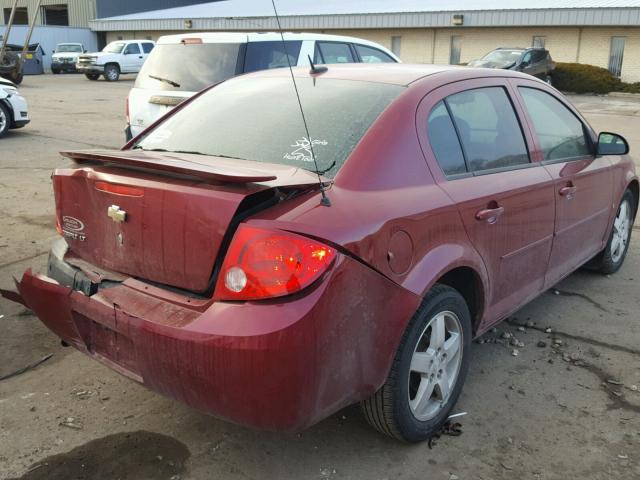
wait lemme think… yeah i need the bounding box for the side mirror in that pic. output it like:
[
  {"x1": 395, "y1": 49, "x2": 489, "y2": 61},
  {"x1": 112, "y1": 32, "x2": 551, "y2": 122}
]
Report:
[{"x1": 597, "y1": 132, "x2": 629, "y2": 156}]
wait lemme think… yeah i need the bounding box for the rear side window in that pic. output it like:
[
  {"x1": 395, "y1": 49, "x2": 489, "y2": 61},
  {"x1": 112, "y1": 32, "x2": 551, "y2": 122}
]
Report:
[
  {"x1": 519, "y1": 87, "x2": 591, "y2": 161},
  {"x1": 354, "y1": 44, "x2": 396, "y2": 63},
  {"x1": 142, "y1": 42, "x2": 154, "y2": 54},
  {"x1": 124, "y1": 43, "x2": 141, "y2": 55},
  {"x1": 244, "y1": 41, "x2": 302, "y2": 73},
  {"x1": 315, "y1": 42, "x2": 355, "y2": 64},
  {"x1": 428, "y1": 101, "x2": 466, "y2": 176},
  {"x1": 445, "y1": 87, "x2": 529, "y2": 172}
]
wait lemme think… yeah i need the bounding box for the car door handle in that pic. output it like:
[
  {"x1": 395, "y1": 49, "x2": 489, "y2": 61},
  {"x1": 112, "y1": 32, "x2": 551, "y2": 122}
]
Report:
[
  {"x1": 475, "y1": 206, "x2": 505, "y2": 224},
  {"x1": 138, "y1": 56, "x2": 143, "y2": 59},
  {"x1": 559, "y1": 185, "x2": 577, "y2": 198}
]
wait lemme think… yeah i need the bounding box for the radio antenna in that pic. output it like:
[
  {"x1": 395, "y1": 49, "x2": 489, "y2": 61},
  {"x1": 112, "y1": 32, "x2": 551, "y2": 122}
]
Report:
[{"x1": 270, "y1": 0, "x2": 331, "y2": 207}]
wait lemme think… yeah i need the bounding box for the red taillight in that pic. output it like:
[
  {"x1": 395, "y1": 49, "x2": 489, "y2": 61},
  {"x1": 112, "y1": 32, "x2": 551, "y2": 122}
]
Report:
[
  {"x1": 214, "y1": 225, "x2": 336, "y2": 301},
  {"x1": 125, "y1": 94, "x2": 130, "y2": 123},
  {"x1": 95, "y1": 181, "x2": 144, "y2": 197}
]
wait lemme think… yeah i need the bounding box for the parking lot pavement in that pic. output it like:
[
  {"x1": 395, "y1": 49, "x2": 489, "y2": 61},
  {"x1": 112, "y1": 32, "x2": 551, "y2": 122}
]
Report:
[{"x1": 1, "y1": 75, "x2": 639, "y2": 480}]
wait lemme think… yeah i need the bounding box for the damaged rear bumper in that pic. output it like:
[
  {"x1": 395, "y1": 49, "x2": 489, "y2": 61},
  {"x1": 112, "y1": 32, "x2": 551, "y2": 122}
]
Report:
[{"x1": 2, "y1": 239, "x2": 420, "y2": 431}]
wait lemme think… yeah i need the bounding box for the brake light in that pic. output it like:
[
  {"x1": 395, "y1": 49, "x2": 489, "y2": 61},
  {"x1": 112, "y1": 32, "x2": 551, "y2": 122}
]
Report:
[
  {"x1": 95, "y1": 181, "x2": 144, "y2": 197},
  {"x1": 181, "y1": 38, "x2": 203, "y2": 45},
  {"x1": 125, "y1": 94, "x2": 130, "y2": 123},
  {"x1": 214, "y1": 225, "x2": 336, "y2": 301}
]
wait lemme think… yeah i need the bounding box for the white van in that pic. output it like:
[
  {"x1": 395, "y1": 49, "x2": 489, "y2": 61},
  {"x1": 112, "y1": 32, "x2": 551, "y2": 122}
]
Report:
[{"x1": 125, "y1": 32, "x2": 400, "y2": 140}]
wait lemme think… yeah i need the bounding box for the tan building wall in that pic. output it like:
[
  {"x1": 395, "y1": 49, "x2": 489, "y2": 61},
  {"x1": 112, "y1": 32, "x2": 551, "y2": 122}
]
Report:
[
  {"x1": 0, "y1": 0, "x2": 96, "y2": 28},
  {"x1": 106, "y1": 25, "x2": 640, "y2": 82}
]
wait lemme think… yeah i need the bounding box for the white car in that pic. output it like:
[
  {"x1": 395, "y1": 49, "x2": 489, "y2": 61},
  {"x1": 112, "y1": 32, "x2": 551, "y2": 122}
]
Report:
[
  {"x1": 0, "y1": 76, "x2": 29, "y2": 138},
  {"x1": 51, "y1": 43, "x2": 85, "y2": 74},
  {"x1": 126, "y1": 32, "x2": 400, "y2": 140},
  {"x1": 77, "y1": 40, "x2": 155, "y2": 82}
]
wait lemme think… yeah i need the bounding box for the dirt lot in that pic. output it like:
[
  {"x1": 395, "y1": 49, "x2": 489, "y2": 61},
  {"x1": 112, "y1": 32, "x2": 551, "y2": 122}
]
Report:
[{"x1": 1, "y1": 74, "x2": 639, "y2": 480}]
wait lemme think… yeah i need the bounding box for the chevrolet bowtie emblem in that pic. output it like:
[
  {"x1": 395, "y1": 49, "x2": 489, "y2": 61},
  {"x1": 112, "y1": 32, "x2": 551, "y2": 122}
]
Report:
[{"x1": 107, "y1": 205, "x2": 127, "y2": 223}]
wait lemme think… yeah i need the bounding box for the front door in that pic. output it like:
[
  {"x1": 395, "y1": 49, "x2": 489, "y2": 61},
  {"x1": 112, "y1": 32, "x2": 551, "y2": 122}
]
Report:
[
  {"x1": 418, "y1": 79, "x2": 556, "y2": 325},
  {"x1": 122, "y1": 42, "x2": 144, "y2": 72},
  {"x1": 513, "y1": 82, "x2": 613, "y2": 287}
]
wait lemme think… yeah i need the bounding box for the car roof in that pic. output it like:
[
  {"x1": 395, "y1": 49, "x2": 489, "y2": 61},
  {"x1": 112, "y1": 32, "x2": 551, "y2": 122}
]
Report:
[
  {"x1": 157, "y1": 31, "x2": 395, "y2": 50},
  {"x1": 241, "y1": 63, "x2": 538, "y2": 87}
]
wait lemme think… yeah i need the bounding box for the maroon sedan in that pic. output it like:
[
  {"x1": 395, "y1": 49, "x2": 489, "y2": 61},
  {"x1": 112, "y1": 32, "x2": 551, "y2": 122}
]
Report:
[{"x1": 3, "y1": 64, "x2": 636, "y2": 442}]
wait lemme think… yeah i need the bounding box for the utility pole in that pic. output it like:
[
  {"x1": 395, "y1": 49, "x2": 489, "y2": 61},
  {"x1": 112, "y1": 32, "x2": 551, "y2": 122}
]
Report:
[
  {"x1": 0, "y1": 0, "x2": 20, "y2": 61},
  {"x1": 18, "y1": 0, "x2": 42, "y2": 71}
]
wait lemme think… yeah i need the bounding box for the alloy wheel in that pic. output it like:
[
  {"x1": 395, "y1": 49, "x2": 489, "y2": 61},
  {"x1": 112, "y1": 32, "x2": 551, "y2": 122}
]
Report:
[
  {"x1": 0, "y1": 106, "x2": 6, "y2": 134},
  {"x1": 408, "y1": 311, "x2": 463, "y2": 421},
  {"x1": 611, "y1": 198, "x2": 631, "y2": 263}
]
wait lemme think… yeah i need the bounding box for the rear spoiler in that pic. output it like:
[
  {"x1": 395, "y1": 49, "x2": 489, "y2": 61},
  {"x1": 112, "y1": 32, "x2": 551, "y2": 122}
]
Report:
[{"x1": 60, "y1": 149, "x2": 277, "y2": 183}]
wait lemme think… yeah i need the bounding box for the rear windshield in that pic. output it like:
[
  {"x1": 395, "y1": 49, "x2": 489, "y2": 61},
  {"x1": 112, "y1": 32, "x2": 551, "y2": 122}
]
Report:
[
  {"x1": 135, "y1": 76, "x2": 403, "y2": 178},
  {"x1": 135, "y1": 43, "x2": 242, "y2": 92}
]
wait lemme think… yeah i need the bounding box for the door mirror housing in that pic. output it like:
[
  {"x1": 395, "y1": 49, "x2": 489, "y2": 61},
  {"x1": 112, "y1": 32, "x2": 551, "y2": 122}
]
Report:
[{"x1": 597, "y1": 132, "x2": 629, "y2": 156}]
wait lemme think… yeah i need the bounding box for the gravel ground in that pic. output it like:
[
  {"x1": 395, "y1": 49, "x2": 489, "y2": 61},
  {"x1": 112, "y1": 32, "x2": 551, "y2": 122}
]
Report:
[{"x1": 0, "y1": 75, "x2": 639, "y2": 480}]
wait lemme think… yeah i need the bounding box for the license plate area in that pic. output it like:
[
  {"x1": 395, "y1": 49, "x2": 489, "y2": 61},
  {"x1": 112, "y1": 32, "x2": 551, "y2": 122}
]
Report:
[{"x1": 73, "y1": 312, "x2": 142, "y2": 382}]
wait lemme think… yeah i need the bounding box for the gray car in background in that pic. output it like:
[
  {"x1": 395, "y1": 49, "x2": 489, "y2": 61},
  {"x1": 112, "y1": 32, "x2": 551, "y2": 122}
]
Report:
[{"x1": 468, "y1": 47, "x2": 556, "y2": 84}]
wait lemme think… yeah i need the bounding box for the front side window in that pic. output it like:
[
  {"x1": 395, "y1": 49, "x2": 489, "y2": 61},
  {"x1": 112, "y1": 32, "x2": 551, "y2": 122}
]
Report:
[
  {"x1": 124, "y1": 43, "x2": 141, "y2": 55},
  {"x1": 519, "y1": 87, "x2": 591, "y2": 161},
  {"x1": 135, "y1": 77, "x2": 402, "y2": 179},
  {"x1": 445, "y1": 87, "x2": 529, "y2": 172},
  {"x1": 315, "y1": 42, "x2": 354, "y2": 64},
  {"x1": 354, "y1": 44, "x2": 396, "y2": 63},
  {"x1": 244, "y1": 41, "x2": 302, "y2": 73}
]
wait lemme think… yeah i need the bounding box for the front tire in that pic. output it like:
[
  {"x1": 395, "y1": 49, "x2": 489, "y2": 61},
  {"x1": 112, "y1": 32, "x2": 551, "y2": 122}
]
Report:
[
  {"x1": 0, "y1": 102, "x2": 10, "y2": 138},
  {"x1": 592, "y1": 189, "x2": 635, "y2": 274},
  {"x1": 361, "y1": 284, "x2": 471, "y2": 442},
  {"x1": 103, "y1": 64, "x2": 120, "y2": 82}
]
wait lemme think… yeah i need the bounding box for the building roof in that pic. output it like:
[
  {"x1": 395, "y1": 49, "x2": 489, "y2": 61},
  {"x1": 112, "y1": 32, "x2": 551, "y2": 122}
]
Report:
[{"x1": 90, "y1": 0, "x2": 640, "y2": 31}]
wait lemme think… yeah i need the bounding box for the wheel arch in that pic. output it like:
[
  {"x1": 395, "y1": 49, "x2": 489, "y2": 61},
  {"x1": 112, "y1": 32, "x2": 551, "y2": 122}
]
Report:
[
  {"x1": 407, "y1": 243, "x2": 490, "y2": 336},
  {"x1": 627, "y1": 179, "x2": 639, "y2": 219},
  {"x1": 436, "y1": 266, "x2": 486, "y2": 336}
]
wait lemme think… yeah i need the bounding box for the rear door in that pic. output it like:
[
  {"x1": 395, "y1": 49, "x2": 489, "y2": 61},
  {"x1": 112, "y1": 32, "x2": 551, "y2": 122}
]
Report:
[
  {"x1": 417, "y1": 78, "x2": 556, "y2": 325},
  {"x1": 512, "y1": 80, "x2": 613, "y2": 287}
]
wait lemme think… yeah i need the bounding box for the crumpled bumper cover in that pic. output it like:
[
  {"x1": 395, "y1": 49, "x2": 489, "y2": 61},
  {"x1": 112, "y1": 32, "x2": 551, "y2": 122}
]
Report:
[{"x1": 2, "y1": 247, "x2": 420, "y2": 432}]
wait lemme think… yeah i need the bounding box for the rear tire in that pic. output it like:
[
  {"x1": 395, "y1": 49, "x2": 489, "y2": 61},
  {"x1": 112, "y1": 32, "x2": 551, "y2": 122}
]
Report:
[
  {"x1": 0, "y1": 102, "x2": 11, "y2": 138},
  {"x1": 591, "y1": 189, "x2": 635, "y2": 274},
  {"x1": 361, "y1": 284, "x2": 471, "y2": 442},
  {"x1": 85, "y1": 73, "x2": 100, "y2": 81},
  {"x1": 103, "y1": 64, "x2": 120, "y2": 82},
  {"x1": 52, "y1": 68, "x2": 60, "y2": 74}
]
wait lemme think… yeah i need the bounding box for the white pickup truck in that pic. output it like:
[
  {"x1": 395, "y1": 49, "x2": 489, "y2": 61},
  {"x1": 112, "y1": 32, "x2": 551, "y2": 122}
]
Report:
[{"x1": 77, "y1": 40, "x2": 155, "y2": 82}]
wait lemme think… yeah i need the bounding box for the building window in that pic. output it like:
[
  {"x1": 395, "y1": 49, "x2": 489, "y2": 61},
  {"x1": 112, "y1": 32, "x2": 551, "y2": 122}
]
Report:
[
  {"x1": 41, "y1": 5, "x2": 69, "y2": 26},
  {"x1": 3, "y1": 7, "x2": 28, "y2": 25},
  {"x1": 391, "y1": 36, "x2": 402, "y2": 57},
  {"x1": 449, "y1": 35, "x2": 462, "y2": 64},
  {"x1": 608, "y1": 37, "x2": 625, "y2": 77},
  {"x1": 532, "y1": 36, "x2": 546, "y2": 48}
]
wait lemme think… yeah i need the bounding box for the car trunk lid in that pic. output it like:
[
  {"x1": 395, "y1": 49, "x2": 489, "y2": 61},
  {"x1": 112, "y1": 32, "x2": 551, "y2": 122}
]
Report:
[{"x1": 54, "y1": 149, "x2": 321, "y2": 293}]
